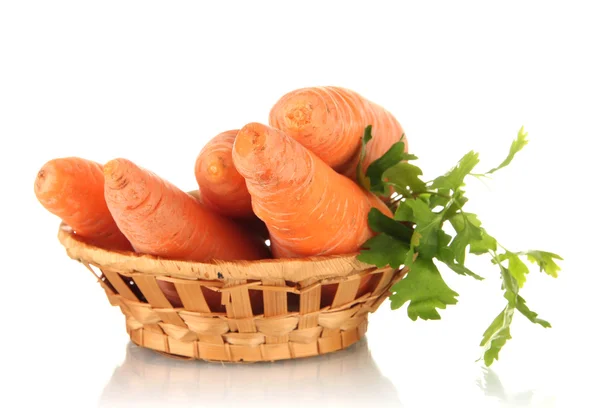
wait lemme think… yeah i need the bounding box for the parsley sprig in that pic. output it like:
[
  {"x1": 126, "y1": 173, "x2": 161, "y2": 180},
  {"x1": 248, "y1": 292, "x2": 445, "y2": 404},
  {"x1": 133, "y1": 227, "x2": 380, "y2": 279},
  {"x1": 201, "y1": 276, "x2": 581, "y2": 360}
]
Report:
[{"x1": 357, "y1": 126, "x2": 562, "y2": 366}]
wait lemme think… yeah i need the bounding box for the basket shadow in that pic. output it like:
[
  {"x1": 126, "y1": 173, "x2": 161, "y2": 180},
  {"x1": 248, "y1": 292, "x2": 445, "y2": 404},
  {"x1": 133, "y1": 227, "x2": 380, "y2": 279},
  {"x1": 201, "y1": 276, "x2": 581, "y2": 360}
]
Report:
[{"x1": 98, "y1": 337, "x2": 402, "y2": 407}]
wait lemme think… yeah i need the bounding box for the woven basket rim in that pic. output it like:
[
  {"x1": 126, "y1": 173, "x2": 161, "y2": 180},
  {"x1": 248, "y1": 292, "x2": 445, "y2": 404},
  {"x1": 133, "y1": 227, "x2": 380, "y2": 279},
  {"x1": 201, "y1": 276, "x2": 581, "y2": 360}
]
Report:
[{"x1": 58, "y1": 223, "x2": 375, "y2": 281}]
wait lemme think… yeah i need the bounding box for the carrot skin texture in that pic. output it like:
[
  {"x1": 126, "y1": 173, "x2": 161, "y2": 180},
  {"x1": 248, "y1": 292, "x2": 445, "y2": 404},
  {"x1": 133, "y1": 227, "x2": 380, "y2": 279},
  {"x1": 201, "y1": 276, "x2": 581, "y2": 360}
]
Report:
[
  {"x1": 104, "y1": 158, "x2": 269, "y2": 262},
  {"x1": 194, "y1": 130, "x2": 254, "y2": 219},
  {"x1": 269, "y1": 86, "x2": 408, "y2": 178},
  {"x1": 188, "y1": 189, "x2": 270, "y2": 243},
  {"x1": 232, "y1": 122, "x2": 392, "y2": 259},
  {"x1": 34, "y1": 157, "x2": 132, "y2": 251},
  {"x1": 104, "y1": 159, "x2": 270, "y2": 309}
]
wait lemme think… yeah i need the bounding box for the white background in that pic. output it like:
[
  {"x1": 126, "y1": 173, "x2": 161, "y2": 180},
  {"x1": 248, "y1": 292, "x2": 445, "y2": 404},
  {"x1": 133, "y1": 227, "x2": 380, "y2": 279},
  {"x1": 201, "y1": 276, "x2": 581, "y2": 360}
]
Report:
[{"x1": 1, "y1": 1, "x2": 598, "y2": 407}]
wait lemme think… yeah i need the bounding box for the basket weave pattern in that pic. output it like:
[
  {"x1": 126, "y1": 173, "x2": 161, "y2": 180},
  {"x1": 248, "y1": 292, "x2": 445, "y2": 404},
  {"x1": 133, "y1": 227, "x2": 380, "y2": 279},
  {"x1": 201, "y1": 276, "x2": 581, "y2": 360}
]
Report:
[{"x1": 59, "y1": 225, "x2": 406, "y2": 362}]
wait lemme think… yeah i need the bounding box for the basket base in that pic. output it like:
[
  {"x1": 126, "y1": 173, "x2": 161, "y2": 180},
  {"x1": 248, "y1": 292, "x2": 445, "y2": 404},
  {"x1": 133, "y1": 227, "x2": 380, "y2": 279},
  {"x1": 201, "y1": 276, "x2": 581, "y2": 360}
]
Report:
[{"x1": 126, "y1": 319, "x2": 369, "y2": 363}]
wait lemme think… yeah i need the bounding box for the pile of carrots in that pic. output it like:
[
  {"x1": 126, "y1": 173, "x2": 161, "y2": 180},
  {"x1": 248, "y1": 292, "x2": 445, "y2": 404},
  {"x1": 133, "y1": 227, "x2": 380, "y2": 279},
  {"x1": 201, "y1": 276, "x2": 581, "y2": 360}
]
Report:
[{"x1": 35, "y1": 86, "x2": 407, "y2": 309}]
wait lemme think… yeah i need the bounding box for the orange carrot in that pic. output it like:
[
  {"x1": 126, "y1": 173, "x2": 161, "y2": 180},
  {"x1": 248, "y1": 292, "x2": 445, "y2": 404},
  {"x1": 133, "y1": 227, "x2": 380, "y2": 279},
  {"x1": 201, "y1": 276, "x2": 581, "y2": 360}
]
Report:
[
  {"x1": 188, "y1": 188, "x2": 270, "y2": 243},
  {"x1": 194, "y1": 130, "x2": 254, "y2": 219},
  {"x1": 232, "y1": 122, "x2": 392, "y2": 259},
  {"x1": 269, "y1": 86, "x2": 408, "y2": 178},
  {"x1": 104, "y1": 158, "x2": 269, "y2": 262},
  {"x1": 154, "y1": 199, "x2": 268, "y2": 309},
  {"x1": 34, "y1": 157, "x2": 132, "y2": 251},
  {"x1": 104, "y1": 159, "x2": 270, "y2": 310}
]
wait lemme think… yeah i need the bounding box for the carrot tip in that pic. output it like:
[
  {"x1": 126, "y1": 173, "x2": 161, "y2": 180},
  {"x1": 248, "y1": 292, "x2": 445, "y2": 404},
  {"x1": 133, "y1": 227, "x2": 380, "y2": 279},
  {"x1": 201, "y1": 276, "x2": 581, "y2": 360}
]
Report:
[
  {"x1": 104, "y1": 159, "x2": 129, "y2": 189},
  {"x1": 103, "y1": 159, "x2": 118, "y2": 176},
  {"x1": 284, "y1": 103, "x2": 312, "y2": 129},
  {"x1": 207, "y1": 162, "x2": 220, "y2": 176},
  {"x1": 202, "y1": 153, "x2": 228, "y2": 183},
  {"x1": 34, "y1": 162, "x2": 59, "y2": 199},
  {"x1": 34, "y1": 169, "x2": 47, "y2": 194},
  {"x1": 234, "y1": 124, "x2": 267, "y2": 158}
]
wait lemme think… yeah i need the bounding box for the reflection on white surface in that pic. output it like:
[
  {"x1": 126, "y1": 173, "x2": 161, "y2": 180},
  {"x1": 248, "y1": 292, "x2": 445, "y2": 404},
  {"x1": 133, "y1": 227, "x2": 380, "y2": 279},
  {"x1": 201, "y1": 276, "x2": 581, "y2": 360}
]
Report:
[
  {"x1": 98, "y1": 339, "x2": 402, "y2": 408},
  {"x1": 477, "y1": 367, "x2": 535, "y2": 407}
]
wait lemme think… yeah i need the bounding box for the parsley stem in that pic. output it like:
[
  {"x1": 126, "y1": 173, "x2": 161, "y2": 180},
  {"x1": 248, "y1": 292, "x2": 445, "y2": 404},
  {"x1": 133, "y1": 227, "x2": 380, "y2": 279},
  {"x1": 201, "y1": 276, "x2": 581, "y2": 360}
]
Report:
[
  {"x1": 427, "y1": 191, "x2": 452, "y2": 199},
  {"x1": 388, "y1": 189, "x2": 451, "y2": 206}
]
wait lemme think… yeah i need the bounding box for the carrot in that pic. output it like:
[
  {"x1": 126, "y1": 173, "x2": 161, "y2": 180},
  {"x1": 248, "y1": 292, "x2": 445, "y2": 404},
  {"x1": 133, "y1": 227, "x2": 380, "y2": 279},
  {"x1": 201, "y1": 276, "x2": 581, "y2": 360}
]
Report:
[
  {"x1": 232, "y1": 122, "x2": 393, "y2": 259},
  {"x1": 104, "y1": 158, "x2": 270, "y2": 261},
  {"x1": 104, "y1": 159, "x2": 270, "y2": 310},
  {"x1": 34, "y1": 157, "x2": 132, "y2": 251},
  {"x1": 194, "y1": 130, "x2": 254, "y2": 219},
  {"x1": 188, "y1": 188, "x2": 270, "y2": 242},
  {"x1": 268, "y1": 86, "x2": 408, "y2": 178}
]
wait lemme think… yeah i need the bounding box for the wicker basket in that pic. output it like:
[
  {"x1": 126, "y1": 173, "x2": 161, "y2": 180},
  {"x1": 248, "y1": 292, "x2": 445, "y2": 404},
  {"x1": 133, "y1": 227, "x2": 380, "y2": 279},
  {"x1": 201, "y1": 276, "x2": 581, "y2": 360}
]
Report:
[{"x1": 58, "y1": 224, "x2": 407, "y2": 362}]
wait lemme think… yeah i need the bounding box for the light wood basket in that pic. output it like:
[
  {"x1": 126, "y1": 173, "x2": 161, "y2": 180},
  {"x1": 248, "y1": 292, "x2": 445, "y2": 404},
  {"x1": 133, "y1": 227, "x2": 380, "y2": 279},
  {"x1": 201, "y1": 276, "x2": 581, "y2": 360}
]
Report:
[{"x1": 58, "y1": 224, "x2": 407, "y2": 362}]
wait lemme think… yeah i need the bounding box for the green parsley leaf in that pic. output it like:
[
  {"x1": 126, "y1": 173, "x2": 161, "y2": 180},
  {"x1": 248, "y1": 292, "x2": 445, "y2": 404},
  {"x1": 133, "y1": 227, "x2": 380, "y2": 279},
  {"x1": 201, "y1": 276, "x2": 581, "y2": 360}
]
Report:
[
  {"x1": 390, "y1": 257, "x2": 459, "y2": 320},
  {"x1": 395, "y1": 201, "x2": 415, "y2": 222},
  {"x1": 515, "y1": 295, "x2": 551, "y2": 328},
  {"x1": 357, "y1": 125, "x2": 562, "y2": 366},
  {"x1": 404, "y1": 199, "x2": 443, "y2": 259},
  {"x1": 437, "y1": 229, "x2": 485, "y2": 280},
  {"x1": 480, "y1": 254, "x2": 551, "y2": 365},
  {"x1": 480, "y1": 264, "x2": 517, "y2": 365},
  {"x1": 496, "y1": 251, "x2": 530, "y2": 288},
  {"x1": 500, "y1": 263, "x2": 519, "y2": 298},
  {"x1": 445, "y1": 261, "x2": 485, "y2": 280},
  {"x1": 507, "y1": 253, "x2": 530, "y2": 288},
  {"x1": 428, "y1": 188, "x2": 451, "y2": 210},
  {"x1": 449, "y1": 213, "x2": 484, "y2": 264},
  {"x1": 499, "y1": 266, "x2": 550, "y2": 328},
  {"x1": 366, "y1": 141, "x2": 416, "y2": 194},
  {"x1": 441, "y1": 191, "x2": 469, "y2": 221},
  {"x1": 485, "y1": 126, "x2": 529, "y2": 174},
  {"x1": 384, "y1": 162, "x2": 428, "y2": 197},
  {"x1": 357, "y1": 233, "x2": 410, "y2": 269},
  {"x1": 431, "y1": 151, "x2": 480, "y2": 191},
  {"x1": 469, "y1": 229, "x2": 498, "y2": 254},
  {"x1": 522, "y1": 250, "x2": 563, "y2": 278},
  {"x1": 367, "y1": 208, "x2": 413, "y2": 243},
  {"x1": 480, "y1": 306, "x2": 514, "y2": 366},
  {"x1": 437, "y1": 229, "x2": 453, "y2": 251}
]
